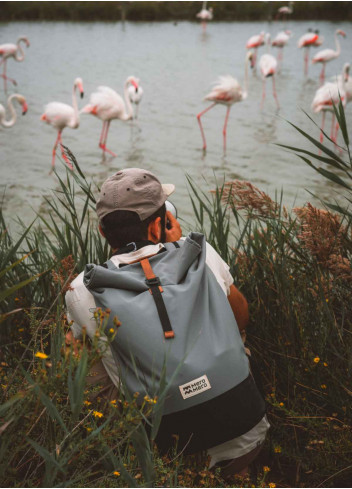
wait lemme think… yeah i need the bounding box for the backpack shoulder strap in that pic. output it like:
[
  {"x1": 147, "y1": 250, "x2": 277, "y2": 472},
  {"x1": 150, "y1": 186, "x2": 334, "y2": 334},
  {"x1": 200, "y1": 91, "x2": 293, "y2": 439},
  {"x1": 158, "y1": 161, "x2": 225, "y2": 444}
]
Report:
[{"x1": 139, "y1": 257, "x2": 175, "y2": 340}]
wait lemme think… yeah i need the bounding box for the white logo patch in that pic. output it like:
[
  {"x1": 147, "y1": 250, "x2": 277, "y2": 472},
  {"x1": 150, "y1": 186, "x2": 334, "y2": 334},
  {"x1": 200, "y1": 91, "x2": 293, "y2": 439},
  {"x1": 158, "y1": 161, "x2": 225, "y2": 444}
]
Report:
[{"x1": 179, "y1": 374, "x2": 211, "y2": 400}]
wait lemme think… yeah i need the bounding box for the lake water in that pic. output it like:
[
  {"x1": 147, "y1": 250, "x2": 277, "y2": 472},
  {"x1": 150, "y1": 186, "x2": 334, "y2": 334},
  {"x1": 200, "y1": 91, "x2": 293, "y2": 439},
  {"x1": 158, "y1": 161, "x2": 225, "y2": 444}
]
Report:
[{"x1": 1, "y1": 20, "x2": 352, "y2": 229}]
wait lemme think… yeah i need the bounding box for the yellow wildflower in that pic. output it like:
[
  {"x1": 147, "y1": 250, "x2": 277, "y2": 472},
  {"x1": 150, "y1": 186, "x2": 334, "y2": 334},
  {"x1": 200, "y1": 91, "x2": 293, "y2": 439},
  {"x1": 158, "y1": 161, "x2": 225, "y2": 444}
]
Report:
[
  {"x1": 110, "y1": 399, "x2": 117, "y2": 405},
  {"x1": 18, "y1": 328, "x2": 24, "y2": 332},
  {"x1": 113, "y1": 471, "x2": 120, "y2": 477},
  {"x1": 325, "y1": 298, "x2": 329, "y2": 303},
  {"x1": 279, "y1": 402, "x2": 284, "y2": 407},
  {"x1": 323, "y1": 362, "x2": 328, "y2": 367},
  {"x1": 92, "y1": 411, "x2": 103, "y2": 418},
  {"x1": 321, "y1": 384, "x2": 327, "y2": 389},
  {"x1": 263, "y1": 466, "x2": 271, "y2": 472},
  {"x1": 85, "y1": 426, "x2": 93, "y2": 432},
  {"x1": 35, "y1": 352, "x2": 48, "y2": 359},
  {"x1": 274, "y1": 446, "x2": 282, "y2": 453},
  {"x1": 84, "y1": 400, "x2": 91, "y2": 406},
  {"x1": 109, "y1": 328, "x2": 114, "y2": 334},
  {"x1": 269, "y1": 483, "x2": 276, "y2": 488},
  {"x1": 313, "y1": 357, "x2": 320, "y2": 363}
]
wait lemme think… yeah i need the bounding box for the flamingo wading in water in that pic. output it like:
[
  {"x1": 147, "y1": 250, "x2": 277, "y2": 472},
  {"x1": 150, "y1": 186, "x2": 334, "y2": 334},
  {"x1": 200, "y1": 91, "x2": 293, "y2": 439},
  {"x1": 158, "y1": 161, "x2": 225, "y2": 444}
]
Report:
[
  {"x1": 41, "y1": 77, "x2": 84, "y2": 170},
  {"x1": 312, "y1": 29, "x2": 346, "y2": 84},
  {"x1": 0, "y1": 93, "x2": 28, "y2": 127},
  {"x1": 196, "y1": 1, "x2": 213, "y2": 30},
  {"x1": 81, "y1": 76, "x2": 139, "y2": 157},
  {"x1": 0, "y1": 36, "x2": 30, "y2": 91},
  {"x1": 298, "y1": 30, "x2": 323, "y2": 76},
  {"x1": 246, "y1": 32, "x2": 265, "y2": 70},
  {"x1": 259, "y1": 34, "x2": 280, "y2": 110},
  {"x1": 272, "y1": 30, "x2": 292, "y2": 66},
  {"x1": 128, "y1": 78, "x2": 143, "y2": 119},
  {"x1": 197, "y1": 51, "x2": 253, "y2": 153},
  {"x1": 276, "y1": 1, "x2": 294, "y2": 21},
  {"x1": 311, "y1": 63, "x2": 349, "y2": 145}
]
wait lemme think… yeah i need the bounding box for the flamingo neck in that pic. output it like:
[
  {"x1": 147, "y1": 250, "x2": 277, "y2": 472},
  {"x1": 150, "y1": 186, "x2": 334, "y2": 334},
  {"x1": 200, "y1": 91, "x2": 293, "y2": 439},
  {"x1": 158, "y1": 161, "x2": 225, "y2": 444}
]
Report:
[
  {"x1": 1, "y1": 94, "x2": 17, "y2": 127},
  {"x1": 15, "y1": 39, "x2": 26, "y2": 62},
  {"x1": 123, "y1": 80, "x2": 134, "y2": 121},
  {"x1": 70, "y1": 84, "x2": 80, "y2": 128}
]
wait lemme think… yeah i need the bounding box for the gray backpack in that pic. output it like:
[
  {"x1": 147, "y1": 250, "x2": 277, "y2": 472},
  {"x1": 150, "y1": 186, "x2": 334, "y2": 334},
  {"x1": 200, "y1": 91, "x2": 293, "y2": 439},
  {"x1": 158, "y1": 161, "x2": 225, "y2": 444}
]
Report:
[{"x1": 84, "y1": 232, "x2": 265, "y2": 454}]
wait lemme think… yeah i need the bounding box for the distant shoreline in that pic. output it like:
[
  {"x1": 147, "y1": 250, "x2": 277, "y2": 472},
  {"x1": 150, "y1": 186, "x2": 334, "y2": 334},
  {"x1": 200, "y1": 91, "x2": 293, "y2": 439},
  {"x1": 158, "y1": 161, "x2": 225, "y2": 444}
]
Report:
[{"x1": 1, "y1": 1, "x2": 352, "y2": 23}]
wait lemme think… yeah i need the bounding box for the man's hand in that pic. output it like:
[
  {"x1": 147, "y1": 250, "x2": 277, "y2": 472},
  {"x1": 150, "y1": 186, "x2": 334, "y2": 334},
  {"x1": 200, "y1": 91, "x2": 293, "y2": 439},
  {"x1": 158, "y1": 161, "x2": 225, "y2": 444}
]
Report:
[{"x1": 165, "y1": 211, "x2": 182, "y2": 242}]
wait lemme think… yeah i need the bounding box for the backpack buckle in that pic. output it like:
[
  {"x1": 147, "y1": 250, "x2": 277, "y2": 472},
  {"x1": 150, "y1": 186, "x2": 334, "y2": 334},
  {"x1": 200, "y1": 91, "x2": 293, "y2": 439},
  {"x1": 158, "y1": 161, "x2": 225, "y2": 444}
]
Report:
[{"x1": 145, "y1": 276, "x2": 161, "y2": 287}]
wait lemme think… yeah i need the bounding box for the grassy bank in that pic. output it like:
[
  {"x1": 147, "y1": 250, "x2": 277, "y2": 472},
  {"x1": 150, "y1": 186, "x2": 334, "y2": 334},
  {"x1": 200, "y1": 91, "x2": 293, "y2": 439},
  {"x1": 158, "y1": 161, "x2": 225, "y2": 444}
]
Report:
[
  {"x1": 1, "y1": 1, "x2": 352, "y2": 22},
  {"x1": 1, "y1": 106, "x2": 352, "y2": 487}
]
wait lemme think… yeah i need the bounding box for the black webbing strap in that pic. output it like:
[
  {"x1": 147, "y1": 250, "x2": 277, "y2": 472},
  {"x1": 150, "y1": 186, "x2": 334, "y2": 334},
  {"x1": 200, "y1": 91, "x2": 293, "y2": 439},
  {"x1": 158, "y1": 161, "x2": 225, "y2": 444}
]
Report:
[
  {"x1": 173, "y1": 241, "x2": 180, "y2": 248},
  {"x1": 140, "y1": 258, "x2": 175, "y2": 339}
]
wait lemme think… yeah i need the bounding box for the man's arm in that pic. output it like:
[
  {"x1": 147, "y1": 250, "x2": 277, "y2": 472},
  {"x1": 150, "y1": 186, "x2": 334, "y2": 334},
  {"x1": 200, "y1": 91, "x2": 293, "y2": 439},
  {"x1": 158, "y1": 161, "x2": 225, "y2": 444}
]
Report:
[{"x1": 227, "y1": 284, "x2": 249, "y2": 335}]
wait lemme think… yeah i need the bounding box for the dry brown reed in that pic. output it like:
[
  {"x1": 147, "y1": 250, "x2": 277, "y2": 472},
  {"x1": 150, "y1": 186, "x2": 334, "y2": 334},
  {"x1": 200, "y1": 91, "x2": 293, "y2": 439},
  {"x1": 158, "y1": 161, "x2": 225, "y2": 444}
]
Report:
[{"x1": 219, "y1": 180, "x2": 287, "y2": 219}]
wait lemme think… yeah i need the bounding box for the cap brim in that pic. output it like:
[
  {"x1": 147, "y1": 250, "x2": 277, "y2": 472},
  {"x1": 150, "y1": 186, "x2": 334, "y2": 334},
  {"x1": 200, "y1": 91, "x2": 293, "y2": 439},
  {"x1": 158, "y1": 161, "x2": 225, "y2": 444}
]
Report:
[{"x1": 162, "y1": 183, "x2": 175, "y2": 197}]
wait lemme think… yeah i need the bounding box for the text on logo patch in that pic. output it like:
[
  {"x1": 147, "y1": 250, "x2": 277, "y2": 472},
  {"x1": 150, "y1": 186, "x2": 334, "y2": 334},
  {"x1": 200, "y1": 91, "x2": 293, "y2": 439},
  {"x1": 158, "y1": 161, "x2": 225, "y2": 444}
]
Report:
[{"x1": 179, "y1": 374, "x2": 211, "y2": 400}]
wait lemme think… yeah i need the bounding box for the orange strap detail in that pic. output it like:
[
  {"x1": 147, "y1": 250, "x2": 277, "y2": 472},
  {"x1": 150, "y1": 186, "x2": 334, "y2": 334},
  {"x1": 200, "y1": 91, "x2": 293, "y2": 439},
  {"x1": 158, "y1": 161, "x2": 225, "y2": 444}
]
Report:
[{"x1": 140, "y1": 259, "x2": 163, "y2": 293}]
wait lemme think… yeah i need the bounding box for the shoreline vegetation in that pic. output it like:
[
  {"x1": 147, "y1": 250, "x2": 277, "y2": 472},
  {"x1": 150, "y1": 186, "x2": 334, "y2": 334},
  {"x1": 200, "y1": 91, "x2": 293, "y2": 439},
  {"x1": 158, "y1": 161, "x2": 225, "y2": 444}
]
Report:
[
  {"x1": 1, "y1": 107, "x2": 352, "y2": 487},
  {"x1": 1, "y1": 1, "x2": 352, "y2": 23}
]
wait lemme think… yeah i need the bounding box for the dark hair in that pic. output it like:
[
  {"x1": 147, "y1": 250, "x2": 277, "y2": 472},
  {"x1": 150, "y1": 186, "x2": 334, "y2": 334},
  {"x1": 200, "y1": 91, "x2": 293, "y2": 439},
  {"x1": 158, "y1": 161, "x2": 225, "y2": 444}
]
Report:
[{"x1": 100, "y1": 204, "x2": 166, "y2": 249}]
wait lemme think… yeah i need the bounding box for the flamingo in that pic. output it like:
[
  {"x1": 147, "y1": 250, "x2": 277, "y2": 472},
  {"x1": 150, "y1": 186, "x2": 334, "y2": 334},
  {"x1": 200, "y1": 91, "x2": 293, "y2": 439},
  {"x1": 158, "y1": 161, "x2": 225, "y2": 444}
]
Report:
[
  {"x1": 41, "y1": 77, "x2": 84, "y2": 170},
  {"x1": 298, "y1": 30, "x2": 323, "y2": 76},
  {"x1": 246, "y1": 32, "x2": 265, "y2": 70},
  {"x1": 312, "y1": 29, "x2": 346, "y2": 84},
  {"x1": 0, "y1": 93, "x2": 28, "y2": 127},
  {"x1": 196, "y1": 1, "x2": 213, "y2": 30},
  {"x1": 81, "y1": 76, "x2": 139, "y2": 157},
  {"x1": 0, "y1": 36, "x2": 30, "y2": 91},
  {"x1": 128, "y1": 79, "x2": 143, "y2": 119},
  {"x1": 272, "y1": 30, "x2": 292, "y2": 66},
  {"x1": 276, "y1": 1, "x2": 294, "y2": 21},
  {"x1": 259, "y1": 34, "x2": 280, "y2": 110},
  {"x1": 196, "y1": 51, "x2": 253, "y2": 153},
  {"x1": 311, "y1": 64, "x2": 349, "y2": 145}
]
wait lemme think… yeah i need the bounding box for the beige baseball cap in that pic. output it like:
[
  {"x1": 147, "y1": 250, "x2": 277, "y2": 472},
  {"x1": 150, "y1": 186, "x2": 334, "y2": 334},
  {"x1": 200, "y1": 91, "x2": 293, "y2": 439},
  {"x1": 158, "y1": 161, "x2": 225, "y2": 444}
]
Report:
[{"x1": 96, "y1": 168, "x2": 175, "y2": 221}]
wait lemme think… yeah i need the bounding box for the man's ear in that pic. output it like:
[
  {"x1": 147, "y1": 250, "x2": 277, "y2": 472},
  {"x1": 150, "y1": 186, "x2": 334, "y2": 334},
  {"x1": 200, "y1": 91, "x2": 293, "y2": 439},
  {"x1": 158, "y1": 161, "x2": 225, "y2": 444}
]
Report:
[
  {"x1": 147, "y1": 217, "x2": 161, "y2": 243},
  {"x1": 98, "y1": 224, "x2": 106, "y2": 237}
]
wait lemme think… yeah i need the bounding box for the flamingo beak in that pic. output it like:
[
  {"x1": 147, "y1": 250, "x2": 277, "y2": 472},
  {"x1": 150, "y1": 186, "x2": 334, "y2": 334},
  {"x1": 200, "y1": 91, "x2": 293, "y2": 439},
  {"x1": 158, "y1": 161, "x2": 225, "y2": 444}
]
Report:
[
  {"x1": 22, "y1": 102, "x2": 28, "y2": 115},
  {"x1": 78, "y1": 82, "x2": 84, "y2": 98},
  {"x1": 339, "y1": 30, "x2": 346, "y2": 37},
  {"x1": 131, "y1": 79, "x2": 139, "y2": 90}
]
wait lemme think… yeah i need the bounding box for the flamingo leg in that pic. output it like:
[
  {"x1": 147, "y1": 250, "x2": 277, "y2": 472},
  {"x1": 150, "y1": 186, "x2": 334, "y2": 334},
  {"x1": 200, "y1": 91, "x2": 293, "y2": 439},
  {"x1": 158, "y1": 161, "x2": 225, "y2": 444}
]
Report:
[
  {"x1": 320, "y1": 111, "x2": 326, "y2": 144},
  {"x1": 320, "y1": 63, "x2": 326, "y2": 85},
  {"x1": 330, "y1": 113, "x2": 336, "y2": 142},
  {"x1": 0, "y1": 60, "x2": 17, "y2": 91},
  {"x1": 272, "y1": 76, "x2": 280, "y2": 110},
  {"x1": 51, "y1": 132, "x2": 61, "y2": 169},
  {"x1": 197, "y1": 102, "x2": 216, "y2": 151},
  {"x1": 304, "y1": 47, "x2": 311, "y2": 76},
  {"x1": 222, "y1": 106, "x2": 231, "y2": 154},
  {"x1": 253, "y1": 49, "x2": 257, "y2": 70},
  {"x1": 58, "y1": 133, "x2": 73, "y2": 170},
  {"x1": 99, "y1": 121, "x2": 107, "y2": 148},
  {"x1": 261, "y1": 79, "x2": 266, "y2": 110},
  {"x1": 100, "y1": 121, "x2": 117, "y2": 157}
]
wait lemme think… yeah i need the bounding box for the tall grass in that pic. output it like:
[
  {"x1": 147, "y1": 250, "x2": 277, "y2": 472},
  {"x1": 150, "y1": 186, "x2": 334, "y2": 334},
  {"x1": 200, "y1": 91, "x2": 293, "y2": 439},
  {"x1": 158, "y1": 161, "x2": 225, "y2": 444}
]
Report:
[{"x1": 1, "y1": 107, "x2": 352, "y2": 487}]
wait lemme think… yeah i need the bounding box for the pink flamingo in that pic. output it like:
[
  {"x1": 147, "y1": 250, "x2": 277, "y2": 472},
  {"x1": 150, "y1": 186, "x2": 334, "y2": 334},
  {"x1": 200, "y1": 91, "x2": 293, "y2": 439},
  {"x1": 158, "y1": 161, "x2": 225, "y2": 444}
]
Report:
[
  {"x1": 197, "y1": 52, "x2": 253, "y2": 153},
  {"x1": 259, "y1": 34, "x2": 280, "y2": 110},
  {"x1": 128, "y1": 79, "x2": 143, "y2": 119},
  {"x1": 41, "y1": 78, "x2": 84, "y2": 170},
  {"x1": 81, "y1": 76, "x2": 139, "y2": 157},
  {"x1": 311, "y1": 64, "x2": 349, "y2": 145},
  {"x1": 276, "y1": 2, "x2": 294, "y2": 21},
  {"x1": 272, "y1": 30, "x2": 292, "y2": 66},
  {"x1": 0, "y1": 93, "x2": 28, "y2": 127},
  {"x1": 0, "y1": 36, "x2": 30, "y2": 91},
  {"x1": 196, "y1": 1, "x2": 213, "y2": 30},
  {"x1": 312, "y1": 29, "x2": 346, "y2": 84},
  {"x1": 298, "y1": 30, "x2": 323, "y2": 76},
  {"x1": 246, "y1": 32, "x2": 265, "y2": 70}
]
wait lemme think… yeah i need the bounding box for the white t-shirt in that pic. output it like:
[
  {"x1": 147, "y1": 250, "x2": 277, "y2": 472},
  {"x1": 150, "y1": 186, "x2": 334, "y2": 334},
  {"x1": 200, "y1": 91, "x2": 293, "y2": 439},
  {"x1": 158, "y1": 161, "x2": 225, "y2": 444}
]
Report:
[{"x1": 65, "y1": 239, "x2": 268, "y2": 465}]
